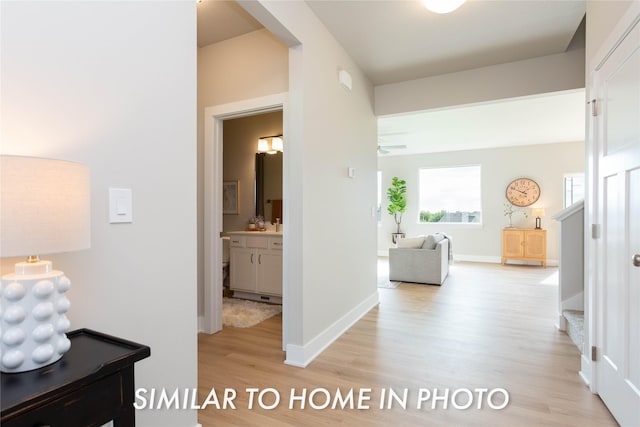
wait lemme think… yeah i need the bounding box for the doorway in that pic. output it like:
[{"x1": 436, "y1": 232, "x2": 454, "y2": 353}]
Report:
[{"x1": 203, "y1": 93, "x2": 288, "y2": 351}]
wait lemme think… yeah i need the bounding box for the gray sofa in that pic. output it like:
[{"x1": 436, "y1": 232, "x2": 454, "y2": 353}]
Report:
[{"x1": 389, "y1": 234, "x2": 450, "y2": 285}]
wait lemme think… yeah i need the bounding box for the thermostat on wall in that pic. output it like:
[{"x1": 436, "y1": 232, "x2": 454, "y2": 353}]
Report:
[{"x1": 338, "y1": 69, "x2": 352, "y2": 91}]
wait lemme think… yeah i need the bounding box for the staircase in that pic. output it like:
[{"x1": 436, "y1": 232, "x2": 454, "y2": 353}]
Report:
[{"x1": 562, "y1": 309, "x2": 584, "y2": 352}]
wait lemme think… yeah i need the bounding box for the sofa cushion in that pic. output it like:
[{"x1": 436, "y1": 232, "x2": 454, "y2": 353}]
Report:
[
  {"x1": 396, "y1": 236, "x2": 425, "y2": 249},
  {"x1": 422, "y1": 233, "x2": 445, "y2": 249}
]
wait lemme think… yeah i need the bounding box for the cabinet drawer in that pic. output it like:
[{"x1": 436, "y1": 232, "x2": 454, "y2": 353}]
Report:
[
  {"x1": 246, "y1": 237, "x2": 268, "y2": 249},
  {"x1": 3, "y1": 372, "x2": 122, "y2": 427},
  {"x1": 229, "y1": 236, "x2": 245, "y2": 247},
  {"x1": 269, "y1": 239, "x2": 283, "y2": 250}
]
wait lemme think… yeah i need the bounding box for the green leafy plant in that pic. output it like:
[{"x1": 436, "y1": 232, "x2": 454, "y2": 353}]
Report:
[{"x1": 387, "y1": 177, "x2": 407, "y2": 234}]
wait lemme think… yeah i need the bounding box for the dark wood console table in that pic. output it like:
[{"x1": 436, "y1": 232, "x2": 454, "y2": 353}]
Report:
[{"x1": 1, "y1": 329, "x2": 150, "y2": 427}]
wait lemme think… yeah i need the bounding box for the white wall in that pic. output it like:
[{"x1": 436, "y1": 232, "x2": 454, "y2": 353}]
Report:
[
  {"x1": 197, "y1": 29, "x2": 288, "y2": 316},
  {"x1": 586, "y1": 0, "x2": 635, "y2": 66},
  {"x1": 242, "y1": 1, "x2": 378, "y2": 365},
  {"x1": 378, "y1": 142, "x2": 585, "y2": 265},
  {"x1": 1, "y1": 2, "x2": 198, "y2": 426},
  {"x1": 375, "y1": 49, "x2": 585, "y2": 116}
]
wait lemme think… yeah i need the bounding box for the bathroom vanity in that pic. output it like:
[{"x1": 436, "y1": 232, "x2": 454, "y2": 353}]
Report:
[{"x1": 228, "y1": 231, "x2": 282, "y2": 303}]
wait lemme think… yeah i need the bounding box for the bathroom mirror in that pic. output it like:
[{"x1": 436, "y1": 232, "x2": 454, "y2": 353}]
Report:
[{"x1": 255, "y1": 152, "x2": 283, "y2": 223}]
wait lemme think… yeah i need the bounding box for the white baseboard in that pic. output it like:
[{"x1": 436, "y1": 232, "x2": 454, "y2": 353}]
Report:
[
  {"x1": 580, "y1": 354, "x2": 592, "y2": 388},
  {"x1": 557, "y1": 314, "x2": 567, "y2": 331},
  {"x1": 500, "y1": 258, "x2": 558, "y2": 267},
  {"x1": 454, "y1": 254, "x2": 502, "y2": 263},
  {"x1": 452, "y1": 254, "x2": 559, "y2": 267},
  {"x1": 285, "y1": 291, "x2": 379, "y2": 368},
  {"x1": 197, "y1": 316, "x2": 205, "y2": 333},
  {"x1": 380, "y1": 252, "x2": 559, "y2": 266}
]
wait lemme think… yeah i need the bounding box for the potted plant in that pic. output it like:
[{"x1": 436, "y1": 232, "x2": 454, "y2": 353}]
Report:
[
  {"x1": 387, "y1": 176, "x2": 407, "y2": 244},
  {"x1": 503, "y1": 202, "x2": 528, "y2": 228},
  {"x1": 248, "y1": 215, "x2": 264, "y2": 230}
]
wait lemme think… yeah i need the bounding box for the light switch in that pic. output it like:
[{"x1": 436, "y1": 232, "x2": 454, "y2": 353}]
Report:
[
  {"x1": 348, "y1": 167, "x2": 356, "y2": 178},
  {"x1": 109, "y1": 188, "x2": 133, "y2": 223},
  {"x1": 116, "y1": 199, "x2": 127, "y2": 215}
]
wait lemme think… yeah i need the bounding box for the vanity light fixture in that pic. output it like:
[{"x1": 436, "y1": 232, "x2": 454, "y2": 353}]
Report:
[
  {"x1": 257, "y1": 135, "x2": 283, "y2": 154},
  {"x1": 271, "y1": 137, "x2": 283, "y2": 152},
  {"x1": 258, "y1": 138, "x2": 270, "y2": 153},
  {"x1": 422, "y1": 0, "x2": 466, "y2": 14}
]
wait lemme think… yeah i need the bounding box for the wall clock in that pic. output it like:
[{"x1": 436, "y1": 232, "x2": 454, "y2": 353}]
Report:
[{"x1": 505, "y1": 178, "x2": 540, "y2": 207}]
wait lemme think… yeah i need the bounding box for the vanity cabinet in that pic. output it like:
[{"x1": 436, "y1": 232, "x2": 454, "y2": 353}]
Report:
[{"x1": 229, "y1": 232, "x2": 282, "y2": 300}]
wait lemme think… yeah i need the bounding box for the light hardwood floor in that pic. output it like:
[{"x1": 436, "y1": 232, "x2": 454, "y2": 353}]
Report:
[{"x1": 198, "y1": 262, "x2": 617, "y2": 426}]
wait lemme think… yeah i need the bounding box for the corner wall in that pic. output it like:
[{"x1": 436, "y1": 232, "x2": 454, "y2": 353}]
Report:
[
  {"x1": 243, "y1": 1, "x2": 379, "y2": 366},
  {"x1": 1, "y1": 2, "x2": 198, "y2": 426},
  {"x1": 378, "y1": 141, "x2": 585, "y2": 265}
]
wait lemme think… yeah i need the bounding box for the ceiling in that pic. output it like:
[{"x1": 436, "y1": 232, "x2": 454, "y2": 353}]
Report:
[
  {"x1": 196, "y1": 1, "x2": 586, "y2": 155},
  {"x1": 306, "y1": 0, "x2": 585, "y2": 85},
  {"x1": 378, "y1": 89, "x2": 585, "y2": 156},
  {"x1": 197, "y1": 1, "x2": 262, "y2": 47}
]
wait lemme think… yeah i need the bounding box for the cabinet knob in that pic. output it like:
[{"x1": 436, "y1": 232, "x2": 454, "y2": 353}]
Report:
[{"x1": 633, "y1": 254, "x2": 640, "y2": 267}]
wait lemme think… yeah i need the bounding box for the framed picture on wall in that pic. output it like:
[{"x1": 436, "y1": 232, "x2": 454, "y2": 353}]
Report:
[{"x1": 223, "y1": 181, "x2": 239, "y2": 215}]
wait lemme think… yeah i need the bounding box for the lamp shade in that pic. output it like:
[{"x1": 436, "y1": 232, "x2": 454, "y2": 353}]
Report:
[
  {"x1": 531, "y1": 208, "x2": 546, "y2": 218},
  {"x1": 1, "y1": 155, "x2": 90, "y2": 258},
  {"x1": 257, "y1": 139, "x2": 269, "y2": 153},
  {"x1": 271, "y1": 137, "x2": 283, "y2": 152}
]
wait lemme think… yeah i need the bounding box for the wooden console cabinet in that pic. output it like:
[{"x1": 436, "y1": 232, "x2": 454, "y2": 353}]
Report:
[
  {"x1": 1, "y1": 329, "x2": 150, "y2": 427},
  {"x1": 502, "y1": 228, "x2": 547, "y2": 267},
  {"x1": 229, "y1": 232, "x2": 283, "y2": 302}
]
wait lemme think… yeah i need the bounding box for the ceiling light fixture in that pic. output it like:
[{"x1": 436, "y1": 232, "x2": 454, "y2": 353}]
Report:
[{"x1": 422, "y1": 0, "x2": 466, "y2": 14}]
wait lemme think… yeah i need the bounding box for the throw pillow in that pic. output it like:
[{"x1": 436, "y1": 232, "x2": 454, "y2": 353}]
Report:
[
  {"x1": 423, "y1": 233, "x2": 445, "y2": 249},
  {"x1": 396, "y1": 236, "x2": 425, "y2": 249}
]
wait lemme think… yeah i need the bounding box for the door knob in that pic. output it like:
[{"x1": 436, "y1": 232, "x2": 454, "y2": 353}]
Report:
[{"x1": 634, "y1": 254, "x2": 640, "y2": 267}]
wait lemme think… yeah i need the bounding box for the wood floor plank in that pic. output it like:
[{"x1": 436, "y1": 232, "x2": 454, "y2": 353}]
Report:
[{"x1": 198, "y1": 262, "x2": 616, "y2": 426}]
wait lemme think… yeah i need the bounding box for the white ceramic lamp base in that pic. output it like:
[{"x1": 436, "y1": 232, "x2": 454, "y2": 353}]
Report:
[{"x1": 0, "y1": 260, "x2": 72, "y2": 373}]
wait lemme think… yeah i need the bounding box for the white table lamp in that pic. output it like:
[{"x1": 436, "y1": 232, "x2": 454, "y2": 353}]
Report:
[{"x1": 1, "y1": 155, "x2": 90, "y2": 373}]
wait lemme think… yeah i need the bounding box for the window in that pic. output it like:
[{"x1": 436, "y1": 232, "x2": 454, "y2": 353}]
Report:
[
  {"x1": 419, "y1": 165, "x2": 481, "y2": 224},
  {"x1": 564, "y1": 173, "x2": 584, "y2": 207},
  {"x1": 377, "y1": 170, "x2": 382, "y2": 222}
]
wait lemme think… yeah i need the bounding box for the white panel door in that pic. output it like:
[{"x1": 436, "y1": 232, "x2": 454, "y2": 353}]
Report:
[{"x1": 595, "y1": 16, "x2": 640, "y2": 426}]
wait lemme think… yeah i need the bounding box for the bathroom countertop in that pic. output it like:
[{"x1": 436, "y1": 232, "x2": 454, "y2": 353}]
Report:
[{"x1": 227, "y1": 230, "x2": 283, "y2": 236}]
